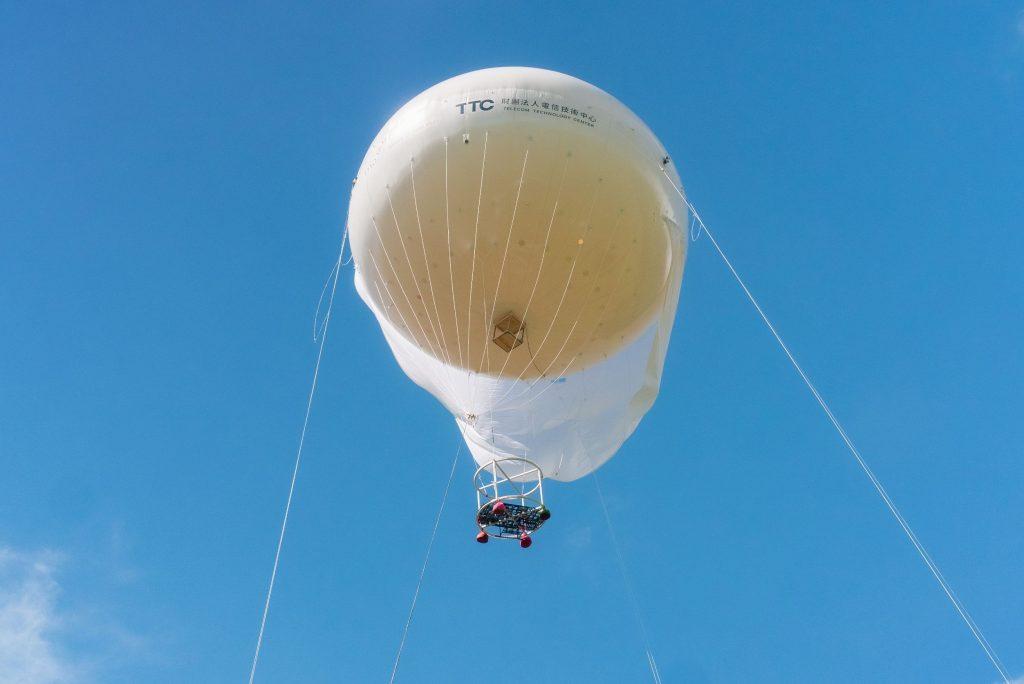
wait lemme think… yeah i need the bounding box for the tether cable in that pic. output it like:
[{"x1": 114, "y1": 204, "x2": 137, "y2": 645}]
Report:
[
  {"x1": 248, "y1": 228, "x2": 348, "y2": 684},
  {"x1": 388, "y1": 442, "x2": 462, "y2": 684},
  {"x1": 661, "y1": 169, "x2": 1010, "y2": 683},
  {"x1": 593, "y1": 472, "x2": 663, "y2": 684}
]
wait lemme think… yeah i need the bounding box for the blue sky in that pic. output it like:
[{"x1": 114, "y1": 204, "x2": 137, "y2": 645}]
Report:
[{"x1": 2, "y1": 2, "x2": 1023, "y2": 682}]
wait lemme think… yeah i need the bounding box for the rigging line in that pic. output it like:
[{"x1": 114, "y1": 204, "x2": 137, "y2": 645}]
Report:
[
  {"x1": 592, "y1": 472, "x2": 663, "y2": 684},
  {"x1": 490, "y1": 159, "x2": 570, "y2": 383},
  {"x1": 386, "y1": 188, "x2": 451, "y2": 369},
  {"x1": 464, "y1": 133, "x2": 491, "y2": 414},
  {"x1": 248, "y1": 227, "x2": 348, "y2": 684},
  {"x1": 500, "y1": 319, "x2": 581, "y2": 406},
  {"x1": 409, "y1": 160, "x2": 446, "y2": 350},
  {"x1": 409, "y1": 159, "x2": 463, "y2": 409},
  {"x1": 478, "y1": 156, "x2": 594, "y2": 380},
  {"x1": 479, "y1": 147, "x2": 598, "y2": 395},
  {"x1": 507, "y1": 209, "x2": 623, "y2": 398},
  {"x1": 497, "y1": 216, "x2": 637, "y2": 410},
  {"x1": 483, "y1": 142, "x2": 610, "y2": 411},
  {"x1": 312, "y1": 258, "x2": 341, "y2": 342},
  {"x1": 523, "y1": 326, "x2": 546, "y2": 377},
  {"x1": 368, "y1": 215, "x2": 457, "y2": 400},
  {"x1": 480, "y1": 148, "x2": 530, "y2": 374},
  {"x1": 312, "y1": 224, "x2": 356, "y2": 341},
  {"x1": 367, "y1": 253, "x2": 461, "y2": 408},
  {"x1": 487, "y1": 243, "x2": 583, "y2": 408},
  {"x1": 366, "y1": 259, "x2": 459, "y2": 409},
  {"x1": 476, "y1": 266, "x2": 493, "y2": 378},
  {"x1": 465, "y1": 131, "x2": 490, "y2": 380},
  {"x1": 487, "y1": 176, "x2": 602, "y2": 394},
  {"x1": 519, "y1": 210, "x2": 622, "y2": 387},
  {"x1": 388, "y1": 442, "x2": 462, "y2": 684},
  {"x1": 409, "y1": 161, "x2": 450, "y2": 357},
  {"x1": 513, "y1": 243, "x2": 581, "y2": 370},
  {"x1": 510, "y1": 204, "x2": 683, "y2": 412},
  {"x1": 660, "y1": 170, "x2": 1010, "y2": 683},
  {"x1": 443, "y1": 137, "x2": 464, "y2": 370}
]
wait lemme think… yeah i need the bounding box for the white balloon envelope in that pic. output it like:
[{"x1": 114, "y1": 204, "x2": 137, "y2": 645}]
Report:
[{"x1": 349, "y1": 66, "x2": 686, "y2": 484}]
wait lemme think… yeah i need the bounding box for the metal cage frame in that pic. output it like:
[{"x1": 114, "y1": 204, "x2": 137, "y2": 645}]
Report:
[{"x1": 473, "y1": 457, "x2": 548, "y2": 539}]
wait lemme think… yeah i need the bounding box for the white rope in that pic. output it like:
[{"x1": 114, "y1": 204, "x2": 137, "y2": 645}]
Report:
[
  {"x1": 490, "y1": 160, "x2": 569, "y2": 384},
  {"x1": 487, "y1": 243, "x2": 582, "y2": 407},
  {"x1": 388, "y1": 442, "x2": 462, "y2": 684},
  {"x1": 409, "y1": 159, "x2": 464, "y2": 409},
  {"x1": 312, "y1": 261, "x2": 340, "y2": 342},
  {"x1": 443, "y1": 137, "x2": 464, "y2": 370},
  {"x1": 661, "y1": 170, "x2": 1010, "y2": 683},
  {"x1": 480, "y1": 149, "x2": 530, "y2": 374},
  {"x1": 494, "y1": 213, "x2": 636, "y2": 410},
  {"x1": 248, "y1": 227, "x2": 348, "y2": 684},
  {"x1": 366, "y1": 253, "x2": 461, "y2": 409},
  {"x1": 386, "y1": 188, "x2": 451, "y2": 368},
  {"x1": 463, "y1": 133, "x2": 492, "y2": 412},
  {"x1": 592, "y1": 472, "x2": 663, "y2": 684},
  {"x1": 409, "y1": 159, "x2": 447, "y2": 354},
  {"x1": 368, "y1": 216, "x2": 461, "y2": 404},
  {"x1": 481, "y1": 164, "x2": 595, "y2": 381},
  {"x1": 465, "y1": 131, "x2": 489, "y2": 375}
]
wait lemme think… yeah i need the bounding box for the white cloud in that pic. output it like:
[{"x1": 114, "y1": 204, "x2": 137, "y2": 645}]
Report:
[
  {"x1": 0, "y1": 542, "x2": 146, "y2": 684},
  {"x1": 0, "y1": 547, "x2": 74, "y2": 684}
]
